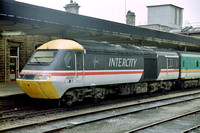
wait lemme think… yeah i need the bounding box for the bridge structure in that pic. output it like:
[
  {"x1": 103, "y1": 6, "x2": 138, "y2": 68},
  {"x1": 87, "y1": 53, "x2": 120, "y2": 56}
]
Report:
[{"x1": 1, "y1": 0, "x2": 200, "y2": 51}]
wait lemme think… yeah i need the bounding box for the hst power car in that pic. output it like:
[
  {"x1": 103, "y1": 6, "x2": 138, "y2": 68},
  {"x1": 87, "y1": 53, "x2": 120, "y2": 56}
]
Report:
[{"x1": 17, "y1": 39, "x2": 200, "y2": 105}]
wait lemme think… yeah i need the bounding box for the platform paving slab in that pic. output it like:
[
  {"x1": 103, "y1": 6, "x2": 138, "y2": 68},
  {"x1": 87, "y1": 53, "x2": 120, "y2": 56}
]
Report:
[{"x1": 0, "y1": 82, "x2": 24, "y2": 97}]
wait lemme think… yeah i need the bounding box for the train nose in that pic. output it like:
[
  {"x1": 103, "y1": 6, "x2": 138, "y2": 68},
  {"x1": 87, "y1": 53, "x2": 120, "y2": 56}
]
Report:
[{"x1": 17, "y1": 75, "x2": 60, "y2": 99}]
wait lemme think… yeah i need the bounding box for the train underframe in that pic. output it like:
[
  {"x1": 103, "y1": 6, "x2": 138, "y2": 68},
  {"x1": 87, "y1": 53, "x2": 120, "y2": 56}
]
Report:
[{"x1": 59, "y1": 79, "x2": 200, "y2": 106}]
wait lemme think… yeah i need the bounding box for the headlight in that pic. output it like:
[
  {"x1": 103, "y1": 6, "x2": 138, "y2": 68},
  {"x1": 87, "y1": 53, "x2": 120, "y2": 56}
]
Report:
[
  {"x1": 34, "y1": 75, "x2": 51, "y2": 80},
  {"x1": 19, "y1": 74, "x2": 24, "y2": 79}
]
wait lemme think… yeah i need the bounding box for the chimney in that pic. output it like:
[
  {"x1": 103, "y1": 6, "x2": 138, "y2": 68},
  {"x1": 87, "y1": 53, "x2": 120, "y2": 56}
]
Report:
[
  {"x1": 64, "y1": 0, "x2": 80, "y2": 14},
  {"x1": 126, "y1": 11, "x2": 135, "y2": 26}
]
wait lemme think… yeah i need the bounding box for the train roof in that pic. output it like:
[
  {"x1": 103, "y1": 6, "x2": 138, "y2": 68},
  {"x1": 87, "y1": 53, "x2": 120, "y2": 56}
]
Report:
[
  {"x1": 37, "y1": 39, "x2": 84, "y2": 50},
  {"x1": 177, "y1": 51, "x2": 200, "y2": 57},
  {"x1": 38, "y1": 39, "x2": 157, "y2": 56},
  {"x1": 76, "y1": 40, "x2": 146, "y2": 55}
]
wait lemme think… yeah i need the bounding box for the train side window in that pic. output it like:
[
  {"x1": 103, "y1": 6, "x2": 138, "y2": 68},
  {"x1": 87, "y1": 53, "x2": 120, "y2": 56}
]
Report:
[
  {"x1": 64, "y1": 52, "x2": 73, "y2": 70},
  {"x1": 183, "y1": 60, "x2": 185, "y2": 67},
  {"x1": 176, "y1": 60, "x2": 178, "y2": 67},
  {"x1": 196, "y1": 60, "x2": 199, "y2": 67},
  {"x1": 76, "y1": 52, "x2": 83, "y2": 70},
  {"x1": 168, "y1": 59, "x2": 173, "y2": 67}
]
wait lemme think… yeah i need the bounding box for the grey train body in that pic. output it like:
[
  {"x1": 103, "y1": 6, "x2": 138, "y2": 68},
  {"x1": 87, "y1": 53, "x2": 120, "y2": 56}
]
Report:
[{"x1": 18, "y1": 39, "x2": 200, "y2": 105}]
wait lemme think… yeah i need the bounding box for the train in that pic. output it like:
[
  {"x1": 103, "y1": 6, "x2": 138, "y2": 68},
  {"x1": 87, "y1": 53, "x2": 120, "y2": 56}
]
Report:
[{"x1": 17, "y1": 39, "x2": 200, "y2": 105}]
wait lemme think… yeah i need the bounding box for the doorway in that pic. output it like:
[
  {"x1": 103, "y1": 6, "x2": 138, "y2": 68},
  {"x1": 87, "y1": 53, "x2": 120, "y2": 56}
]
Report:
[{"x1": 10, "y1": 47, "x2": 19, "y2": 81}]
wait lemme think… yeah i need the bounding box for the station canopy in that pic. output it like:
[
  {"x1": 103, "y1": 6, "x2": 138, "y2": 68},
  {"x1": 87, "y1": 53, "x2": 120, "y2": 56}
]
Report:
[{"x1": 1, "y1": 0, "x2": 200, "y2": 51}]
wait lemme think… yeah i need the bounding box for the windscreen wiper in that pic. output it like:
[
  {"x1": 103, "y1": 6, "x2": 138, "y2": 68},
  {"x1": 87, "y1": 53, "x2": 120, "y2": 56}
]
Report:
[{"x1": 34, "y1": 57, "x2": 41, "y2": 64}]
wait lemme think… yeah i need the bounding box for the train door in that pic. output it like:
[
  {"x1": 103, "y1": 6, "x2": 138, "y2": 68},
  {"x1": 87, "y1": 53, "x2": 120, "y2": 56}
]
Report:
[
  {"x1": 144, "y1": 57, "x2": 157, "y2": 80},
  {"x1": 166, "y1": 58, "x2": 169, "y2": 74},
  {"x1": 75, "y1": 51, "x2": 84, "y2": 84}
]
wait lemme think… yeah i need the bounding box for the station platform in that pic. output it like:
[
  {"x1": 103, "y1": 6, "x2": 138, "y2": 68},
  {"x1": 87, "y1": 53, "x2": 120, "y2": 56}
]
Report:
[{"x1": 0, "y1": 82, "x2": 25, "y2": 97}]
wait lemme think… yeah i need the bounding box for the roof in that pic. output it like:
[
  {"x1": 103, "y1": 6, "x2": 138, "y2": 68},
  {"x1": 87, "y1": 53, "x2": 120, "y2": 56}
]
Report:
[
  {"x1": 38, "y1": 39, "x2": 84, "y2": 50},
  {"x1": 147, "y1": 4, "x2": 184, "y2": 9},
  {"x1": 1, "y1": 0, "x2": 200, "y2": 52},
  {"x1": 76, "y1": 40, "x2": 143, "y2": 55},
  {"x1": 76, "y1": 39, "x2": 158, "y2": 57}
]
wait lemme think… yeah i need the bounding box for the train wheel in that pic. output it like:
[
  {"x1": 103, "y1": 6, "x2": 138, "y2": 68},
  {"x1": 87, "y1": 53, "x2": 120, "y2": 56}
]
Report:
[
  {"x1": 93, "y1": 97, "x2": 101, "y2": 104},
  {"x1": 57, "y1": 99, "x2": 61, "y2": 107},
  {"x1": 58, "y1": 96, "x2": 73, "y2": 107},
  {"x1": 63, "y1": 96, "x2": 73, "y2": 107}
]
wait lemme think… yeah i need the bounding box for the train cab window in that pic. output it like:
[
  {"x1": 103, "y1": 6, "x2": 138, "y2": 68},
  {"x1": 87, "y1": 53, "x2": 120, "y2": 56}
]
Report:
[
  {"x1": 30, "y1": 50, "x2": 57, "y2": 63},
  {"x1": 196, "y1": 60, "x2": 199, "y2": 67},
  {"x1": 64, "y1": 52, "x2": 73, "y2": 70},
  {"x1": 76, "y1": 52, "x2": 83, "y2": 70}
]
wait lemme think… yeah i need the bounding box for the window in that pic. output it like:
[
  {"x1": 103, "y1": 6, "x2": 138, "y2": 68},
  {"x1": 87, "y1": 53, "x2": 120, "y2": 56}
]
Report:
[
  {"x1": 64, "y1": 52, "x2": 73, "y2": 69},
  {"x1": 175, "y1": 8, "x2": 177, "y2": 24},
  {"x1": 76, "y1": 52, "x2": 83, "y2": 70},
  {"x1": 30, "y1": 50, "x2": 57, "y2": 63},
  {"x1": 179, "y1": 9, "x2": 182, "y2": 25},
  {"x1": 196, "y1": 60, "x2": 199, "y2": 67},
  {"x1": 168, "y1": 59, "x2": 173, "y2": 67},
  {"x1": 10, "y1": 47, "x2": 17, "y2": 56},
  {"x1": 183, "y1": 60, "x2": 185, "y2": 67},
  {"x1": 176, "y1": 60, "x2": 178, "y2": 67}
]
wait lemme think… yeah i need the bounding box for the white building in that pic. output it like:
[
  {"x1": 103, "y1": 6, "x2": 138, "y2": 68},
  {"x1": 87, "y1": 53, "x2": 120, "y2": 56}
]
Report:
[{"x1": 147, "y1": 4, "x2": 183, "y2": 29}]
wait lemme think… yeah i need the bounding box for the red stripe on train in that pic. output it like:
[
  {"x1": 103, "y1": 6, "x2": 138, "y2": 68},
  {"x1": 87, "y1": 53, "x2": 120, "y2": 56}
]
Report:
[
  {"x1": 160, "y1": 70, "x2": 179, "y2": 73},
  {"x1": 21, "y1": 70, "x2": 144, "y2": 76}
]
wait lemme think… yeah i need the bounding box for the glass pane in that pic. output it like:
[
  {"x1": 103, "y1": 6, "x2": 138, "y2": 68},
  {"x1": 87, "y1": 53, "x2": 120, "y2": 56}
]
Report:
[
  {"x1": 10, "y1": 47, "x2": 17, "y2": 56},
  {"x1": 30, "y1": 50, "x2": 57, "y2": 63},
  {"x1": 76, "y1": 52, "x2": 83, "y2": 70},
  {"x1": 10, "y1": 58, "x2": 16, "y2": 71},
  {"x1": 64, "y1": 52, "x2": 73, "y2": 69}
]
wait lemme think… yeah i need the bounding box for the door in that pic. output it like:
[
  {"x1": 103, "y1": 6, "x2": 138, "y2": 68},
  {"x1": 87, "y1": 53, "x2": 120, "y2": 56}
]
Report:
[
  {"x1": 75, "y1": 52, "x2": 84, "y2": 83},
  {"x1": 10, "y1": 57, "x2": 17, "y2": 81},
  {"x1": 144, "y1": 58, "x2": 157, "y2": 80}
]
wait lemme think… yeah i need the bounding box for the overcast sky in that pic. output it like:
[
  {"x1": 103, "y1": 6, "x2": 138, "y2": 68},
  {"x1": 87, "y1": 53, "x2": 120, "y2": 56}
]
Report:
[{"x1": 16, "y1": 0, "x2": 200, "y2": 27}]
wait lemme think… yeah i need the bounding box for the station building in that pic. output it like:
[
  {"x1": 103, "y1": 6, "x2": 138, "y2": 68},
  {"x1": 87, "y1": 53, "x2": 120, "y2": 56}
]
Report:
[
  {"x1": 0, "y1": 0, "x2": 78, "y2": 82},
  {"x1": 0, "y1": 35, "x2": 61, "y2": 82},
  {"x1": 147, "y1": 4, "x2": 183, "y2": 29}
]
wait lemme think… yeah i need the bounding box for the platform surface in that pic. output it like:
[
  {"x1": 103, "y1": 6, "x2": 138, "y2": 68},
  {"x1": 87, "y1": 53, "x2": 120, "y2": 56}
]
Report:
[{"x1": 0, "y1": 82, "x2": 24, "y2": 97}]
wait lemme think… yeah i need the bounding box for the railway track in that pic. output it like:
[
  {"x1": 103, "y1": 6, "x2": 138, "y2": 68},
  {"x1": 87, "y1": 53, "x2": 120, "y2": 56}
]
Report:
[
  {"x1": 125, "y1": 110, "x2": 200, "y2": 133},
  {"x1": 0, "y1": 107, "x2": 66, "y2": 122},
  {"x1": 181, "y1": 124, "x2": 200, "y2": 133},
  {"x1": 1, "y1": 89, "x2": 200, "y2": 133}
]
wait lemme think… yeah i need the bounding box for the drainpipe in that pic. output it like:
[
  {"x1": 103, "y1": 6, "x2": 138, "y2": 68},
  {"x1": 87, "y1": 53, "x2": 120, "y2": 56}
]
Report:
[{"x1": 4, "y1": 36, "x2": 7, "y2": 83}]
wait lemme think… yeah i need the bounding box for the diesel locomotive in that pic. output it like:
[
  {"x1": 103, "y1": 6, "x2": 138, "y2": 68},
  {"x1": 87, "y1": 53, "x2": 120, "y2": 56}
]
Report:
[{"x1": 17, "y1": 39, "x2": 200, "y2": 105}]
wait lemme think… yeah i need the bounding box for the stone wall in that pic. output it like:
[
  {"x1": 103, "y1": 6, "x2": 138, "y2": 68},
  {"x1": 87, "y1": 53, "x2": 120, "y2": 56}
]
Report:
[
  {"x1": 0, "y1": 37, "x2": 7, "y2": 82},
  {"x1": 0, "y1": 35, "x2": 60, "y2": 82}
]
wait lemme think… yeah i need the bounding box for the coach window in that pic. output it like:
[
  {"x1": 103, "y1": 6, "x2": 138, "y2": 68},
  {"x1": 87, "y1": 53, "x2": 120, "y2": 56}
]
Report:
[
  {"x1": 64, "y1": 52, "x2": 73, "y2": 70},
  {"x1": 175, "y1": 60, "x2": 178, "y2": 67},
  {"x1": 196, "y1": 60, "x2": 199, "y2": 67},
  {"x1": 168, "y1": 59, "x2": 173, "y2": 67},
  {"x1": 183, "y1": 60, "x2": 185, "y2": 67}
]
